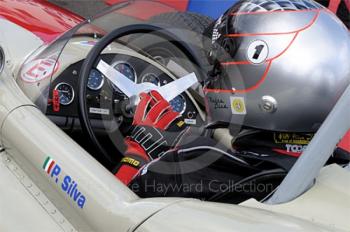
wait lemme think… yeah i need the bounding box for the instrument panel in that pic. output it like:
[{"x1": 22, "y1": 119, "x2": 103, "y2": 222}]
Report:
[{"x1": 47, "y1": 54, "x2": 201, "y2": 128}]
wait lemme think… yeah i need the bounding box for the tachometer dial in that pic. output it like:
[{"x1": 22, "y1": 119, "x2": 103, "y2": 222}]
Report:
[
  {"x1": 87, "y1": 69, "x2": 104, "y2": 90},
  {"x1": 141, "y1": 73, "x2": 160, "y2": 86},
  {"x1": 169, "y1": 95, "x2": 186, "y2": 114},
  {"x1": 54, "y1": 83, "x2": 74, "y2": 105},
  {"x1": 111, "y1": 61, "x2": 137, "y2": 93}
]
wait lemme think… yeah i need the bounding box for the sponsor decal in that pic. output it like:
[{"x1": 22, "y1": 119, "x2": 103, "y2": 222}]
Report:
[
  {"x1": 43, "y1": 156, "x2": 86, "y2": 209},
  {"x1": 285, "y1": 144, "x2": 308, "y2": 153},
  {"x1": 184, "y1": 118, "x2": 197, "y2": 125},
  {"x1": 176, "y1": 120, "x2": 186, "y2": 128},
  {"x1": 121, "y1": 157, "x2": 140, "y2": 168},
  {"x1": 21, "y1": 56, "x2": 59, "y2": 83},
  {"x1": 89, "y1": 107, "x2": 110, "y2": 115},
  {"x1": 208, "y1": 97, "x2": 228, "y2": 109},
  {"x1": 230, "y1": 96, "x2": 247, "y2": 115},
  {"x1": 274, "y1": 133, "x2": 313, "y2": 145},
  {"x1": 247, "y1": 40, "x2": 269, "y2": 64}
]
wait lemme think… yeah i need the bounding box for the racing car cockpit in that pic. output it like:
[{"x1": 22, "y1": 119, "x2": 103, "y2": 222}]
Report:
[
  {"x1": 14, "y1": 0, "x2": 350, "y2": 206},
  {"x1": 17, "y1": 3, "x2": 210, "y2": 171}
]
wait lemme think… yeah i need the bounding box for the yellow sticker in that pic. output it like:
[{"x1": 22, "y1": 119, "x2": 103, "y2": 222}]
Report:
[
  {"x1": 121, "y1": 157, "x2": 140, "y2": 167},
  {"x1": 177, "y1": 120, "x2": 185, "y2": 128},
  {"x1": 230, "y1": 97, "x2": 247, "y2": 115},
  {"x1": 274, "y1": 133, "x2": 313, "y2": 145}
]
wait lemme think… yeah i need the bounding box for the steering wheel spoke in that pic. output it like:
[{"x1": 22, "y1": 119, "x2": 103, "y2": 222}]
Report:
[
  {"x1": 97, "y1": 59, "x2": 198, "y2": 103},
  {"x1": 78, "y1": 24, "x2": 200, "y2": 166}
]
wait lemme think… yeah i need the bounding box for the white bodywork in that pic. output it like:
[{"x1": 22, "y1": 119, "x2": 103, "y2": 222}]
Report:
[{"x1": 0, "y1": 13, "x2": 349, "y2": 232}]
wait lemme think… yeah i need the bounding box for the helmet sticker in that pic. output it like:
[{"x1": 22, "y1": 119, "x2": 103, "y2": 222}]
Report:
[
  {"x1": 212, "y1": 15, "x2": 223, "y2": 44},
  {"x1": 230, "y1": 96, "x2": 247, "y2": 115},
  {"x1": 247, "y1": 40, "x2": 269, "y2": 64}
]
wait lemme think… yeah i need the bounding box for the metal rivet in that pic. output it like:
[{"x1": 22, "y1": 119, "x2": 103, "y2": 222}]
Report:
[{"x1": 260, "y1": 96, "x2": 277, "y2": 113}]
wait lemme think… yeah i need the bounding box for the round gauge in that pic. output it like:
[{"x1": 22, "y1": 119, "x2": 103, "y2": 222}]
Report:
[
  {"x1": 111, "y1": 61, "x2": 137, "y2": 92},
  {"x1": 87, "y1": 69, "x2": 104, "y2": 90},
  {"x1": 141, "y1": 73, "x2": 160, "y2": 86},
  {"x1": 54, "y1": 83, "x2": 74, "y2": 105},
  {"x1": 169, "y1": 95, "x2": 186, "y2": 114}
]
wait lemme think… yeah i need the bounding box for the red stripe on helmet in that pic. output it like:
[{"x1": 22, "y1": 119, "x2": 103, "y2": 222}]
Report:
[
  {"x1": 230, "y1": 8, "x2": 320, "y2": 16},
  {"x1": 273, "y1": 148, "x2": 302, "y2": 158},
  {"x1": 225, "y1": 10, "x2": 320, "y2": 37},
  {"x1": 204, "y1": 61, "x2": 272, "y2": 94},
  {"x1": 207, "y1": 10, "x2": 320, "y2": 94}
]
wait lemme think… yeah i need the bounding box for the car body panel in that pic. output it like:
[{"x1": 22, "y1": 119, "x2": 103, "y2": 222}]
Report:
[
  {"x1": 136, "y1": 195, "x2": 339, "y2": 232},
  {"x1": 242, "y1": 164, "x2": 350, "y2": 231},
  {"x1": 0, "y1": 18, "x2": 44, "y2": 76},
  {"x1": 0, "y1": 1, "x2": 349, "y2": 231},
  {"x1": 0, "y1": 152, "x2": 67, "y2": 232},
  {"x1": 0, "y1": 0, "x2": 83, "y2": 44}
]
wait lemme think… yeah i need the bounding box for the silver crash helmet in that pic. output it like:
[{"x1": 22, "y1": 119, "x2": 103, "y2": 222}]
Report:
[{"x1": 204, "y1": 0, "x2": 350, "y2": 133}]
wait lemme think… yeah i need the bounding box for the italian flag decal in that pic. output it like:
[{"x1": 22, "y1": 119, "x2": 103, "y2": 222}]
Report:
[{"x1": 43, "y1": 156, "x2": 55, "y2": 174}]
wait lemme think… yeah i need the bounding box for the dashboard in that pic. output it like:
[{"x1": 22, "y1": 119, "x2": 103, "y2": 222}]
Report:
[{"x1": 46, "y1": 54, "x2": 202, "y2": 131}]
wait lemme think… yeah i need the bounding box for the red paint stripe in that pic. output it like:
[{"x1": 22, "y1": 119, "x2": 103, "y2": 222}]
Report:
[
  {"x1": 204, "y1": 61, "x2": 272, "y2": 94},
  {"x1": 225, "y1": 10, "x2": 320, "y2": 37},
  {"x1": 47, "y1": 161, "x2": 55, "y2": 174},
  {"x1": 230, "y1": 8, "x2": 319, "y2": 16},
  {"x1": 345, "y1": 0, "x2": 350, "y2": 12},
  {"x1": 266, "y1": 32, "x2": 299, "y2": 62},
  {"x1": 221, "y1": 60, "x2": 251, "y2": 65},
  {"x1": 328, "y1": 0, "x2": 341, "y2": 13},
  {"x1": 221, "y1": 32, "x2": 298, "y2": 66},
  {"x1": 273, "y1": 149, "x2": 302, "y2": 158},
  {"x1": 105, "y1": 0, "x2": 189, "y2": 11},
  {"x1": 156, "y1": 0, "x2": 189, "y2": 11}
]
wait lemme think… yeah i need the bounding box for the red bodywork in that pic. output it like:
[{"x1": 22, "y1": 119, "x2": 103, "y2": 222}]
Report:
[
  {"x1": 106, "y1": 0, "x2": 188, "y2": 11},
  {"x1": 105, "y1": 0, "x2": 187, "y2": 20},
  {"x1": 0, "y1": 0, "x2": 83, "y2": 43}
]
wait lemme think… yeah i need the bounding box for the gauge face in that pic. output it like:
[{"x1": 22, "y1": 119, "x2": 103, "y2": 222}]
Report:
[
  {"x1": 141, "y1": 73, "x2": 160, "y2": 86},
  {"x1": 87, "y1": 69, "x2": 104, "y2": 90},
  {"x1": 169, "y1": 95, "x2": 186, "y2": 114},
  {"x1": 55, "y1": 83, "x2": 74, "y2": 105},
  {"x1": 112, "y1": 62, "x2": 137, "y2": 92}
]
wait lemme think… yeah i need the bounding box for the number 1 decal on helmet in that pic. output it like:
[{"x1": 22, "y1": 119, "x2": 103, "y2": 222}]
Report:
[{"x1": 247, "y1": 40, "x2": 269, "y2": 64}]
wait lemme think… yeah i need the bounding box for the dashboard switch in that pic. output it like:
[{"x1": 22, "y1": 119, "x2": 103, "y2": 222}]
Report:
[{"x1": 53, "y1": 90, "x2": 60, "y2": 112}]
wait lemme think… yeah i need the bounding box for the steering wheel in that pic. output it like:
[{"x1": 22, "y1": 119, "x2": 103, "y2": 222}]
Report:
[{"x1": 78, "y1": 24, "x2": 200, "y2": 166}]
